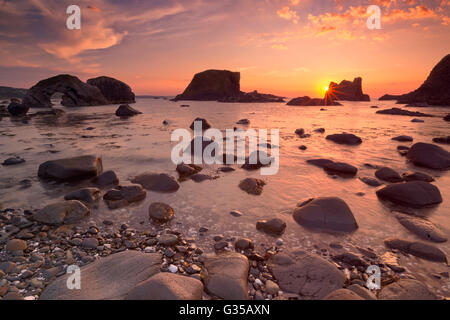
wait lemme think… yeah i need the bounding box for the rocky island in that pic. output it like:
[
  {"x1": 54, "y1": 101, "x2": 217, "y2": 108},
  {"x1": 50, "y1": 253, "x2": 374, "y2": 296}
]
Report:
[{"x1": 326, "y1": 77, "x2": 371, "y2": 101}]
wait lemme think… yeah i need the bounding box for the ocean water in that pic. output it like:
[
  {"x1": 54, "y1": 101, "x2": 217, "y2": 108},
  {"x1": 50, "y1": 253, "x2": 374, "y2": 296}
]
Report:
[{"x1": 1, "y1": 98, "x2": 449, "y2": 294}]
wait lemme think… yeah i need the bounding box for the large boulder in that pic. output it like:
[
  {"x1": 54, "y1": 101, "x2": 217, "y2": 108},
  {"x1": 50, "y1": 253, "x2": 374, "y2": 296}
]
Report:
[
  {"x1": 173, "y1": 70, "x2": 241, "y2": 101},
  {"x1": 378, "y1": 279, "x2": 436, "y2": 300},
  {"x1": 293, "y1": 197, "x2": 358, "y2": 233},
  {"x1": 22, "y1": 74, "x2": 108, "y2": 108},
  {"x1": 287, "y1": 96, "x2": 341, "y2": 106},
  {"x1": 325, "y1": 77, "x2": 370, "y2": 101},
  {"x1": 268, "y1": 251, "x2": 345, "y2": 300},
  {"x1": 7, "y1": 101, "x2": 29, "y2": 116},
  {"x1": 396, "y1": 54, "x2": 450, "y2": 106},
  {"x1": 376, "y1": 181, "x2": 442, "y2": 208},
  {"x1": 38, "y1": 155, "x2": 103, "y2": 181},
  {"x1": 384, "y1": 238, "x2": 447, "y2": 263},
  {"x1": 201, "y1": 252, "x2": 249, "y2": 300},
  {"x1": 407, "y1": 143, "x2": 450, "y2": 170},
  {"x1": 132, "y1": 173, "x2": 180, "y2": 193},
  {"x1": 40, "y1": 251, "x2": 162, "y2": 300},
  {"x1": 33, "y1": 200, "x2": 90, "y2": 225},
  {"x1": 326, "y1": 133, "x2": 362, "y2": 145},
  {"x1": 126, "y1": 273, "x2": 203, "y2": 300},
  {"x1": 87, "y1": 76, "x2": 135, "y2": 104}
]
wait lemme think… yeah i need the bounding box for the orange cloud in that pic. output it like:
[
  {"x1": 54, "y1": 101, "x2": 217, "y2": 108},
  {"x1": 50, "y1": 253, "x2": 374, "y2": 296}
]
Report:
[{"x1": 277, "y1": 6, "x2": 299, "y2": 24}]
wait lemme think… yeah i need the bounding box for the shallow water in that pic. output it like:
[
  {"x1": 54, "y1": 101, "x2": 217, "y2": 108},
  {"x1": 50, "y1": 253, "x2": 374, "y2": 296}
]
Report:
[{"x1": 1, "y1": 98, "x2": 449, "y2": 295}]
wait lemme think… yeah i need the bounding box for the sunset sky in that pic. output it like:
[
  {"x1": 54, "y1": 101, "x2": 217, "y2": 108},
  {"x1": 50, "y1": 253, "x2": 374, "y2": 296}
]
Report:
[{"x1": 0, "y1": 0, "x2": 449, "y2": 98}]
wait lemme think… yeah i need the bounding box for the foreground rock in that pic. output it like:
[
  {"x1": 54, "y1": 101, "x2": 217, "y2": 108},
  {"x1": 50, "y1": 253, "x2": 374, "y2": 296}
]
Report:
[
  {"x1": 323, "y1": 162, "x2": 358, "y2": 177},
  {"x1": 376, "y1": 108, "x2": 433, "y2": 117},
  {"x1": 293, "y1": 197, "x2": 358, "y2": 232},
  {"x1": 132, "y1": 173, "x2": 180, "y2": 193},
  {"x1": 376, "y1": 181, "x2": 442, "y2": 208},
  {"x1": 40, "y1": 251, "x2": 162, "y2": 300},
  {"x1": 7, "y1": 101, "x2": 29, "y2": 116},
  {"x1": 148, "y1": 202, "x2": 174, "y2": 223},
  {"x1": 395, "y1": 214, "x2": 447, "y2": 243},
  {"x1": 407, "y1": 143, "x2": 450, "y2": 170},
  {"x1": 268, "y1": 251, "x2": 345, "y2": 299},
  {"x1": 176, "y1": 163, "x2": 202, "y2": 180},
  {"x1": 287, "y1": 96, "x2": 341, "y2": 106},
  {"x1": 38, "y1": 155, "x2": 103, "y2": 181},
  {"x1": 402, "y1": 171, "x2": 434, "y2": 182},
  {"x1": 103, "y1": 184, "x2": 146, "y2": 209},
  {"x1": 64, "y1": 188, "x2": 101, "y2": 204},
  {"x1": 126, "y1": 273, "x2": 203, "y2": 300},
  {"x1": 379, "y1": 279, "x2": 436, "y2": 300},
  {"x1": 22, "y1": 74, "x2": 108, "y2": 108},
  {"x1": 396, "y1": 54, "x2": 450, "y2": 106},
  {"x1": 326, "y1": 133, "x2": 362, "y2": 145},
  {"x1": 323, "y1": 289, "x2": 365, "y2": 300},
  {"x1": 33, "y1": 200, "x2": 89, "y2": 225},
  {"x1": 384, "y1": 238, "x2": 447, "y2": 263},
  {"x1": 375, "y1": 167, "x2": 403, "y2": 183},
  {"x1": 326, "y1": 77, "x2": 370, "y2": 101},
  {"x1": 87, "y1": 76, "x2": 135, "y2": 104},
  {"x1": 432, "y1": 136, "x2": 450, "y2": 145},
  {"x1": 256, "y1": 218, "x2": 286, "y2": 235},
  {"x1": 238, "y1": 178, "x2": 265, "y2": 195},
  {"x1": 91, "y1": 170, "x2": 119, "y2": 187},
  {"x1": 201, "y1": 252, "x2": 249, "y2": 300},
  {"x1": 115, "y1": 104, "x2": 142, "y2": 117}
]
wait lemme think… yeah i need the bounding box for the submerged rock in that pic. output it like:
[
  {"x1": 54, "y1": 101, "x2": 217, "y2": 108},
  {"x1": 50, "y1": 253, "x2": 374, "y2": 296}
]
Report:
[
  {"x1": 287, "y1": 96, "x2": 341, "y2": 106},
  {"x1": 86, "y1": 76, "x2": 135, "y2": 104},
  {"x1": 293, "y1": 197, "x2": 358, "y2": 233},
  {"x1": 397, "y1": 145, "x2": 410, "y2": 156},
  {"x1": 33, "y1": 200, "x2": 90, "y2": 225},
  {"x1": 103, "y1": 184, "x2": 146, "y2": 209},
  {"x1": 359, "y1": 177, "x2": 382, "y2": 187},
  {"x1": 395, "y1": 213, "x2": 447, "y2": 243},
  {"x1": 384, "y1": 238, "x2": 447, "y2": 263},
  {"x1": 392, "y1": 135, "x2": 413, "y2": 142},
  {"x1": 115, "y1": 104, "x2": 142, "y2": 117},
  {"x1": 38, "y1": 155, "x2": 103, "y2": 181},
  {"x1": 326, "y1": 133, "x2": 362, "y2": 145},
  {"x1": 379, "y1": 279, "x2": 436, "y2": 300},
  {"x1": 323, "y1": 162, "x2": 358, "y2": 177},
  {"x1": 407, "y1": 143, "x2": 450, "y2": 170},
  {"x1": 148, "y1": 202, "x2": 175, "y2": 222},
  {"x1": 201, "y1": 252, "x2": 249, "y2": 300},
  {"x1": 268, "y1": 251, "x2": 345, "y2": 299},
  {"x1": 375, "y1": 167, "x2": 403, "y2": 183},
  {"x1": 376, "y1": 108, "x2": 433, "y2": 117},
  {"x1": 2, "y1": 157, "x2": 25, "y2": 166},
  {"x1": 64, "y1": 188, "x2": 101, "y2": 204},
  {"x1": 7, "y1": 101, "x2": 29, "y2": 116},
  {"x1": 376, "y1": 181, "x2": 442, "y2": 208},
  {"x1": 238, "y1": 178, "x2": 265, "y2": 195},
  {"x1": 402, "y1": 171, "x2": 434, "y2": 182},
  {"x1": 132, "y1": 173, "x2": 180, "y2": 193},
  {"x1": 432, "y1": 136, "x2": 450, "y2": 145},
  {"x1": 91, "y1": 170, "x2": 119, "y2": 187}
]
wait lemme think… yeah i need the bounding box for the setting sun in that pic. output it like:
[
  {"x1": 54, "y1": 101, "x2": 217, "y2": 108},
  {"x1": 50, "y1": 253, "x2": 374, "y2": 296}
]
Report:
[{"x1": 323, "y1": 85, "x2": 329, "y2": 93}]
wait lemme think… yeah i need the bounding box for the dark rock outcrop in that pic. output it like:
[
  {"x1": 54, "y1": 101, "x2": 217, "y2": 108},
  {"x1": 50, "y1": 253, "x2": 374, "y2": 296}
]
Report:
[
  {"x1": 287, "y1": 96, "x2": 341, "y2": 106},
  {"x1": 432, "y1": 136, "x2": 450, "y2": 145},
  {"x1": 23, "y1": 74, "x2": 108, "y2": 108},
  {"x1": 173, "y1": 70, "x2": 241, "y2": 101},
  {"x1": 293, "y1": 197, "x2": 358, "y2": 233},
  {"x1": 7, "y1": 101, "x2": 29, "y2": 116},
  {"x1": 407, "y1": 142, "x2": 450, "y2": 170},
  {"x1": 220, "y1": 90, "x2": 285, "y2": 103},
  {"x1": 87, "y1": 76, "x2": 135, "y2": 104},
  {"x1": 379, "y1": 94, "x2": 402, "y2": 101},
  {"x1": 376, "y1": 181, "x2": 442, "y2": 208},
  {"x1": 376, "y1": 108, "x2": 433, "y2": 117},
  {"x1": 396, "y1": 54, "x2": 450, "y2": 106},
  {"x1": 132, "y1": 173, "x2": 180, "y2": 193},
  {"x1": 115, "y1": 104, "x2": 142, "y2": 117},
  {"x1": 325, "y1": 77, "x2": 370, "y2": 101},
  {"x1": 38, "y1": 155, "x2": 103, "y2": 181}
]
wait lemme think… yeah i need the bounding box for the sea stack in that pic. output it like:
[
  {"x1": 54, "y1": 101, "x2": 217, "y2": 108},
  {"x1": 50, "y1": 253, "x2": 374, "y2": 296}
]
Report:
[{"x1": 326, "y1": 77, "x2": 370, "y2": 101}]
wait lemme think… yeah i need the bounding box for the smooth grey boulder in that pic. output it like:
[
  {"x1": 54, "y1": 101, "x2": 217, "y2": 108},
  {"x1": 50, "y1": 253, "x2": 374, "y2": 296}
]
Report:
[
  {"x1": 323, "y1": 288, "x2": 365, "y2": 300},
  {"x1": 201, "y1": 252, "x2": 249, "y2": 300},
  {"x1": 40, "y1": 251, "x2": 162, "y2": 300},
  {"x1": 64, "y1": 188, "x2": 101, "y2": 204},
  {"x1": 378, "y1": 279, "x2": 436, "y2": 300},
  {"x1": 268, "y1": 250, "x2": 345, "y2": 299},
  {"x1": 33, "y1": 200, "x2": 89, "y2": 225},
  {"x1": 132, "y1": 173, "x2": 180, "y2": 193},
  {"x1": 384, "y1": 238, "x2": 447, "y2": 263},
  {"x1": 407, "y1": 143, "x2": 450, "y2": 170},
  {"x1": 376, "y1": 181, "x2": 442, "y2": 208},
  {"x1": 375, "y1": 167, "x2": 403, "y2": 183},
  {"x1": 293, "y1": 197, "x2": 358, "y2": 233},
  {"x1": 126, "y1": 273, "x2": 203, "y2": 300},
  {"x1": 38, "y1": 155, "x2": 102, "y2": 181},
  {"x1": 394, "y1": 214, "x2": 447, "y2": 243}
]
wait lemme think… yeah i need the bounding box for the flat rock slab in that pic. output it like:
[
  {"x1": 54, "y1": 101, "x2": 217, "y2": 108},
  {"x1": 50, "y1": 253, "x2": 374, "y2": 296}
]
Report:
[
  {"x1": 268, "y1": 250, "x2": 345, "y2": 300},
  {"x1": 293, "y1": 197, "x2": 358, "y2": 233},
  {"x1": 201, "y1": 252, "x2": 249, "y2": 300},
  {"x1": 38, "y1": 155, "x2": 103, "y2": 181},
  {"x1": 33, "y1": 200, "x2": 89, "y2": 225},
  {"x1": 395, "y1": 213, "x2": 447, "y2": 243},
  {"x1": 378, "y1": 279, "x2": 436, "y2": 300},
  {"x1": 384, "y1": 238, "x2": 447, "y2": 263},
  {"x1": 126, "y1": 272, "x2": 203, "y2": 300},
  {"x1": 40, "y1": 251, "x2": 162, "y2": 300},
  {"x1": 376, "y1": 181, "x2": 442, "y2": 208}
]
